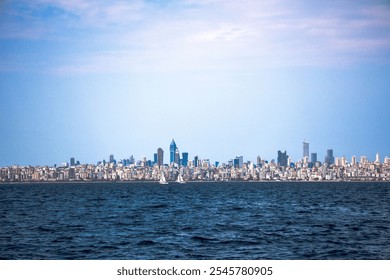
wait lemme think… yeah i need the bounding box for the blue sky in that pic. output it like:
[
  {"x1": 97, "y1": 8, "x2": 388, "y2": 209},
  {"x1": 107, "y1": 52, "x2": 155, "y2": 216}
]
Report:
[{"x1": 1, "y1": 0, "x2": 389, "y2": 166}]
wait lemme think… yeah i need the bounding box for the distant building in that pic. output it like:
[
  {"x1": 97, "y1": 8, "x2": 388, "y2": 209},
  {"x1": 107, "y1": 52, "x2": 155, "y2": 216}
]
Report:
[
  {"x1": 174, "y1": 148, "x2": 180, "y2": 165},
  {"x1": 257, "y1": 156, "x2": 262, "y2": 167},
  {"x1": 375, "y1": 153, "x2": 380, "y2": 163},
  {"x1": 70, "y1": 157, "x2": 75, "y2": 167},
  {"x1": 325, "y1": 149, "x2": 334, "y2": 165},
  {"x1": 109, "y1": 154, "x2": 115, "y2": 164},
  {"x1": 194, "y1": 155, "x2": 199, "y2": 167},
  {"x1": 182, "y1": 152, "x2": 189, "y2": 167},
  {"x1": 311, "y1": 153, "x2": 317, "y2": 164},
  {"x1": 153, "y1": 153, "x2": 158, "y2": 165},
  {"x1": 351, "y1": 156, "x2": 357, "y2": 166},
  {"x1": 235, "y1": 156, "x2": 243, "y2": 168},
  {"x1": 157, "y1": 148, "x2": 164, "y2": 167},
  {"x1": 170, "y1": 139, "x2": 177, "y2": 164},
  {"x1": 303, "y1": 141, "x2": 309, "y2": 158},
  {"x1": 277, "y1": 150, "x2": 288, "y2": 167}
]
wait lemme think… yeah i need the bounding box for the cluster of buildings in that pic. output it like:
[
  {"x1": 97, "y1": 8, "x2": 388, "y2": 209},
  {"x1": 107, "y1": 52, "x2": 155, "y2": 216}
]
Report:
[{"x1": 1, "y1": 140, "x2": 390, "y2": 183}]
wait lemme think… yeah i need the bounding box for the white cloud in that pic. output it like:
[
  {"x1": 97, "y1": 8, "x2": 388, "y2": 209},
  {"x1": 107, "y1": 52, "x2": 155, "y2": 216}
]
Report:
[{"x1": 1, "y1": 0, "x2": 389, "y2": 74}]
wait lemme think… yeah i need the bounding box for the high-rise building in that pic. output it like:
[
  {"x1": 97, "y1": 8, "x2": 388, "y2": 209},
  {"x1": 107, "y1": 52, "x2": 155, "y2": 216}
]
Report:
[
  {"x1": 194, "y1": 155, "x2": 199, "y2": 167},
  {"x1": 257, "y1": 156, "x2": 262, "y2": 167},
  {"x1": 157, "y1": 148, "x2": 164, "y2": 167},
  {"x1": 277, "y1": 150, "x2": 288, "y2": 167},
  {"x1": 303, "y1": 141, "x2": 309, "y2": 158},
  {"x1": 351, "y1": 156, "x2": 357, "y2": 166},
  {"x1": 324, "y1": 149, "x2": 334, "y2": 165},
  {"x1": 311, "y1": 153, "x2": 317, "y2": 164},
  {"x1": 109, "y1": 154, "x2": 115, "y2": 164},
  {"x1": 182, "y1": 152, "x2": 189, "y2": 167},
  {"x1": 375, "y1": 153, "x2": 380, "y2": 163},
  {"x1": 70, "y1": 157, "x2": 75, "y2": 167},
  {"x1": 170, "y1": 139, "x2": 177, "y2": 164},
  {"x1": 153, "y1": 153, "x2": 158, "y2": 165},
  {"x1": 174, "y1": 148, "x2": 180, "y2": 165},
  {"x1": 235, "y1": 156, "x2": 243, "y2": 168},
  {"x1": 129, "y1": 155, "x2": 135, "y2": 165}
]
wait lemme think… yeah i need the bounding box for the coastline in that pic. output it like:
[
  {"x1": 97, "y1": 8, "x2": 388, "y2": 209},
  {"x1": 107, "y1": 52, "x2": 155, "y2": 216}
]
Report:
[{"x1": 1, "y1": 179, "x2": 389, "y2": 185}]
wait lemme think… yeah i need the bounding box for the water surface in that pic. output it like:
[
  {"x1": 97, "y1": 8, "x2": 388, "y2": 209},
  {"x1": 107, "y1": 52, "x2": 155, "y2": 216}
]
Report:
[{"x1": 0, "y1": 182, "x2": 389, "y2": 259}]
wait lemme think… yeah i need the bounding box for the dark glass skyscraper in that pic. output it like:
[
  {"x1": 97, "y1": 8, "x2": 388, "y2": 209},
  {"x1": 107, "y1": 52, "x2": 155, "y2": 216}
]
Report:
[
  {"x1": 182, "y1": 152, "x2": 188, "y2": 167},
  {"x1": 325, "y1": 149, "x2": 334, "y2": 165},
  {"x1": 277, "y1": 150, "x2": 288, "y2": 167},
  {"x1": 311, "y1": 153, "x2": 317, "y2": 163},
  {"x1": 170, "y1": 139, "x2": 177, "y2": 164},
  {"x1": 157, "y1": 148, "x2": 164, "y2": 167}
]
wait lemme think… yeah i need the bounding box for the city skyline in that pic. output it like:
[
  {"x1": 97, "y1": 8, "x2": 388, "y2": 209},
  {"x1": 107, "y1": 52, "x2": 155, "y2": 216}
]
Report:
[
  {"x1": 1, "y1": 0, "x2": 390, "y2": 167},
  {"x1": 1, "y1": 138, "x2": 388, "y2": 168}
]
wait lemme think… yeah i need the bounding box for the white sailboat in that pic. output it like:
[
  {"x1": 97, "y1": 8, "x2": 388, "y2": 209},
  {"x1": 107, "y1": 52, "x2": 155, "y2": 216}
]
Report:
[
  {"x1": 176, "y1": 173, "x2": 186, "y2": 184},
  {"x1": 159, "y1": 171, "x2": 168, "y2": 185}
]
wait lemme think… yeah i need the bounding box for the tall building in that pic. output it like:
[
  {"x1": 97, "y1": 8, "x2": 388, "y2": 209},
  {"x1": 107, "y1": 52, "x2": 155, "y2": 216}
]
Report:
[
  {"x1": 170, "y1": 139, "x2": 177, "y2": 164},
  {"x1": 157, "y1": 148, "x2": 164, "y2": 167},
  {"x1": 182, "y1": 152, "x2": 189, "y2": 167},
  {"x1": 174, "y1": 148, "x2": 180, "y2": 165},
  {"x1": 351, "y1": 156, "x2": 357, "y2": 166},
  {"x1": 303, "y1": 141, "x2": 309, "y2": 158},
  {"x1": 257, "y1": 156, "x2": 262, "y2": 167},
  {"x1": 310, "y1": 153, "x2": 317, "y2": 164},
  {"x1": 194, "y1": 155, "x2": 199, "y2": 167},
  {"x1": 70, "y1": 157, "x2": 75, "y2": 167},
  {"x1": 109, "y1": 154, "x2": 115, "y2": 164},
  {"x1": 375, "y1": 153, "x2": 380, "y2": 163},
  {"x1": 324, "y1": 149, "x2": 334, "y2": 165},
  {"x1": 153, "y1": 153, "x2": 158, "y2": 165},
  {"x1": 235, "y1": 156, "x2": 243, "y2": 168},
  {"x1": 277, "y1": 150, "x2": 288, "y2": 167},
  {"x1": 129, "y1": 155, "x2": 135, "y2": 165}
]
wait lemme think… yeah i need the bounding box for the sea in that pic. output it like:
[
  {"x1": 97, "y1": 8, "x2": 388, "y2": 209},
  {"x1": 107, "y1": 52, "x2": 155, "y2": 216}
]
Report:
[{"x1": 0, "y1": 181, "x2": 389, "y2": 260}]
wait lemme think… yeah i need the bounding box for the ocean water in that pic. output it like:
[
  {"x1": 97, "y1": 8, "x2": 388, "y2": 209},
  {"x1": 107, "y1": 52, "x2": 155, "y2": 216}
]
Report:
[{"x1": 0, "y1": 182, "x2": 389, "y2": 259}]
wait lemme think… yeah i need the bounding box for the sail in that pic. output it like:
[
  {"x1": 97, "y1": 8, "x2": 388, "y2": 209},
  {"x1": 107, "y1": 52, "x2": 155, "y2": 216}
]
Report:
[
  {"x1": 176, "y1": 173, "x2": 186, "y2": 184},
  {"x1": 159, "y1": 171, "x2": 168, "y2": 184}
]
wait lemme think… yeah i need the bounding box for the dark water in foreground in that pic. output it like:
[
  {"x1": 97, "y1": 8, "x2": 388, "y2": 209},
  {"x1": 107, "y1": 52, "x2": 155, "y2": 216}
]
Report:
[{"x1": 0, "y1": 182, "x2": 389, "y2": 259}]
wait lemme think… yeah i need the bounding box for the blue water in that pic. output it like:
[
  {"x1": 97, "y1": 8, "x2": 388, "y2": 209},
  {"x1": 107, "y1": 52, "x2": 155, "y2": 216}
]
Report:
[{"x1": 0, "y1": 182, "x2": 389, "y2": 259}]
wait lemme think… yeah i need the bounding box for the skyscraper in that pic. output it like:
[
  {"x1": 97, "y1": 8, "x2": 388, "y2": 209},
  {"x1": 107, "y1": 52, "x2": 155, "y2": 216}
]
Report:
[
  {"x1": 325, "y1": 149, "x2": 334, "y2": 165},
  {"x1": 153, "y1": 153, "x2": 158, "y2": 165},
  {"x1": 277, "y1": 150, "x2": 288, "y2": 167},
  {"x1": 70, "y1": 157, "x2": 75, "y2": 167},
  {"x1": 311, "y1": 153, "x2": 317, "y2": 164},
  {"x1": 157, "y1": 148, "x2": 164, "y2": 167},
  {"x1": 174, "y1": 148, "x2": 180, "y2": 165},
  {"x1": 170, "y1": 139, "x2": 177, "y2": 164},
  {"x1": 235, "y1": 156, "x2": 243, "y2": 168},
  {"x1": 375, "y1": 153, "x2": 380, "y2": 163},
  {"x1": 303, "y1": 141, "x2": 309, "y2": 158},
  {"x1": 182, "y1": 152, "x2": 189, "y2": 167}
]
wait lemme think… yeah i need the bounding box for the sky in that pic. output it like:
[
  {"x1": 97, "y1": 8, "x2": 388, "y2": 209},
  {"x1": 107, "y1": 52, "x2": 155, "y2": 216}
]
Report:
[{"x1": 0, "y1": 0, "x2": 390, "y2": 166}]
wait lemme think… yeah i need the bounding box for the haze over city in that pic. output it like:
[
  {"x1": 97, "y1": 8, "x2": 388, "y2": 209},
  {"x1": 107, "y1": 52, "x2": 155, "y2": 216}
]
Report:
[{"x1": 1, "y1": 0, "x2": 389, "y2": 166}]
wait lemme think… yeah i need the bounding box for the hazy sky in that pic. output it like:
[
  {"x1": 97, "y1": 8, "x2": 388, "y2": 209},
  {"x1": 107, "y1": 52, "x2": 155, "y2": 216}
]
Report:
[{"x1": 1, "y1": 0, "x2": 390, "y2": 166}]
